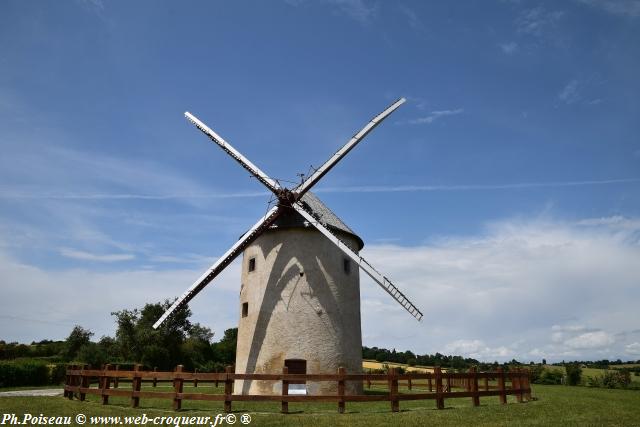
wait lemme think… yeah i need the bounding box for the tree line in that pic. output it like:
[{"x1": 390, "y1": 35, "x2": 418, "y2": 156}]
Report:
[{"x1": 2, "y1": 300, "x2": 639, "y2": 378}]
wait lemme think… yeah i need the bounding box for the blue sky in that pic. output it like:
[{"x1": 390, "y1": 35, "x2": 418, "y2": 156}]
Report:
[{"x1": 1, "y1": 0, "x2": 639, "y2": 362}]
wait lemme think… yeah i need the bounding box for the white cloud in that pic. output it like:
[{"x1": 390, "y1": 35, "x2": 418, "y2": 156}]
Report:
[
  {"x1": 399, "y1": 5, "x2": 423, "y2": 31},
  {"x1": 626, "y1": 342, "x2": 640, "y2": 356},
  {"x1": 516, "y1": 7, "x2": 564, "y2": 37},
  {"x1": 576, "y1": 0, "x2": 640, "y2": 17},
  {"x1": 3, "y1": 214, "x2": 640, "y2": 362},
  {"x1": 327, "y1": 0, "x2": 377, "y2": 23},
  {"x1": 558, "y1": 79, "x2": 580, "y2": 104},
  {"x1": 286, "y1": 0, "x2": 377, "y2": 24},
  {"x1": 0, "y1": 247, "x2": 241, "y2": 342},
  {"x1": 500, "y1": 42, "x2": 519, "y2": 54},
  {"x1": 359, "y1": 215, "x2": 640, "y2": 361},
  {"x1": 59, "y1": 248, "x2": 135, "y2": 262},
  {"x1": 406, "y1": 108, "x2": 464, "y2": 125},
  {"x1": 564, "y1": 331, "x2": 615, "y2": 349},
  {"x1": 316, "y1": 178, "x2": 640, "y2": 194},
  {"x1": 443, "y1": 339, "x2": 513, "y2": 360}
]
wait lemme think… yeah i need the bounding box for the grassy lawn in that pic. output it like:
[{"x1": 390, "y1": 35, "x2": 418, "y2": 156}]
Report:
[{"x1": 1, "y1": 384, "x2": 639, "y2": 426}]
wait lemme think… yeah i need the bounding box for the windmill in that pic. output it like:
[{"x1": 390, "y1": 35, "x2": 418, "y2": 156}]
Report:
[{"x1": 153, "y1": 98, "x2": 423, "y2": 395}]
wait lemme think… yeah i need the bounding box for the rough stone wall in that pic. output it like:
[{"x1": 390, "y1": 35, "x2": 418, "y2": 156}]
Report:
[{"x1": 235, "y1": 227, "x2": 363, "y2": 395}]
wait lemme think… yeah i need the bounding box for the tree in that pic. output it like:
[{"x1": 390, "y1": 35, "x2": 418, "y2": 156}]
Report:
[
  {"x1": 182, "y1": 323, "x2": 215, "y2": 370},
  {"x1": 64, "y1": 326, "x2": 93, "y2": 361},
  {"x1": 564, "y1": 363, "x2": 582, "y2": 386},
  {"x1": 211, "y1": 328, "x2": 237, "y2": 366},
  {"x1": 77, "y1": 343, "x2": 107, "y2": 368},
  {"x1": 111, "y1": 300, "x2": 193, "y2": 370}
]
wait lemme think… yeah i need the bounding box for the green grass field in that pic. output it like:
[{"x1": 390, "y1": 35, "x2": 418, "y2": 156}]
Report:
[{"x1": 1, "y1": 384, "x2": 639, "y2": 426}]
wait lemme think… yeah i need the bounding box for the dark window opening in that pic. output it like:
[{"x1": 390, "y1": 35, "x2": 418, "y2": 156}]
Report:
[
  {"x1": 285, "y1": 359, "x2": 307, "y2": 384},
  {"x1": 248, "y1": 257, "x2": 256, "y2": 272},
  {"x1": 343, "y1": 258, "x2": 351, "y2": 275},
  {"x1": 242, "y1": 302, "x2": 248, "y2": 318}
]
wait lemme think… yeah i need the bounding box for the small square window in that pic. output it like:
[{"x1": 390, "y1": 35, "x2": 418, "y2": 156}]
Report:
[
  {"x1": 248, "y1": 257, "x2": 256, "y2": 272},
  {"x1": 242, "y1": 302, "x2": 248, "y2": 318},
  {"x1": 343, "y1": 258, "x2": 351, "y2": 275}
]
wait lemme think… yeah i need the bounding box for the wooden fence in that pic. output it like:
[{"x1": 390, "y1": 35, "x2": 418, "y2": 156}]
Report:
[{"x1": 64, "y1": 364, "x2": 531, "y2": 413}]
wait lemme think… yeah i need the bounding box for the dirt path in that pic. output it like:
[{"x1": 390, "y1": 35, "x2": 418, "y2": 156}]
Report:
[{"x1": 0, "y1": 389, "x2": 63, "y2": 397}]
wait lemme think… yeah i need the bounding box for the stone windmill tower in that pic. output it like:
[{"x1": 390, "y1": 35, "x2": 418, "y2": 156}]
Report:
[{"x1": 154, "y1": 98, "x2": 423, "y2": 395}]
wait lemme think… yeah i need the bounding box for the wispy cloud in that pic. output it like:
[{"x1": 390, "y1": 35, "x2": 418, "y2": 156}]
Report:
[
  {"x1": 0, "y1": 190, "x2": 270, "y2": 200},
  {"x1": 499, "y1": 41, "x2": 519, "y2": 54},
  {"x1": 576, "y1": 0, "x2": 640, "y2": 17},
  {"x1": 286, "y1": 0, "x2": 378, "y2": 24},
  {"x1": 558, "y1": 79, "x2": 580, "y2": 104},
  {"x1": 328, "y1": 0, "x2": 377, "y2": 23},
  {"x1": 399, "y1": 5, "x2": 424, "y2": 31},
  {"x1": 405, "y1": 108, "x2": 464, "y2": 125},
  {"x1": 316, "y1": 178, "x2": 640, "y2": 194},
  {"x1": 4, "y1": 178, "x2": 637, "y2": 200},
  {"x1": 516, "y1": 7, "x2": 564, "y2": 37},
  {"x1": 59, "y1": 248, "x2": 135, "y2": 262}
]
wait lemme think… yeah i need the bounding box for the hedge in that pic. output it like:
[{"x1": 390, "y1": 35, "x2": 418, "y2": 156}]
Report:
[{"x1": 0, "y1": 360, "x2": 67, "y2": 387}]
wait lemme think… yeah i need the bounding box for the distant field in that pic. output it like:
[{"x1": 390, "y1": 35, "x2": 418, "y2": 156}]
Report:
[
  {"x1": 362, "y1": 359, "x2": 439, "y2": 373},
  {"x1": 1, "y1": 384, "x2": 639, "y2": 426},
  {"x1": 542, "y1": 365, "x2": 640, "y2": 387},
  {"x1": 362, "y1": 360, "x2": 455, "y2": 373}
]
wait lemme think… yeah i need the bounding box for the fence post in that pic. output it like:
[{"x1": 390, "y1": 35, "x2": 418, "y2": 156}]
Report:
[
  {"x1": 194, "y1": 368, "x2": 198, "y2": 388},
  {"x1": 514, "y1": 368, "x2": 523, "y2": 403},
  {"x1": 224, "y1": 365, "x2": 233, "y2": 413},
  {"x1": 435, "y1": 366, "x2": 444, "y2": 410},
  {"x1": 101, "y1": 364, "x2": 112, "y2": 405},
  {"x1": 367, "y1": 378, "x2": 371, "y2": 389},
  {"x1": 524, "y1": 369, "x2": 531, "y2": 401},
  {"x1": 153, "y1": 367, "x2": 157, "y2": 388},
  {"x1": 281, "y1": 366, "x2": 289, "y2": 414},
  {"x1": 408, "y1": 376, "x2": 412, "y2": 391},
  {"x1": 338, "y1": 367, "x2": 346, "y2": 414},
  {"x1": 131, "y1": 364, "x2": 141, "y2": 408},
  {"x1": 470, "y1": 366, "x2": 480, "y2": 407},
  {"x1": 64, "y1": 365, "x2": 72, "y2": 399},
  {"x1": 388, "y1": 367, "x2": 399, "y2": 413},
  {"x1": 173, "y1": 365, "x2": 184, "y2": 411},
  {"x1": 428, "y1": 373, "x2": 433, "y2": 392},
  {"x1": 497, "y1": 367, "x2": 507, "y2": 404},
  {"x1": 68, "y1": 364, "x2": 74, "y2": 399},
  {"x1": 484, "y1": 376, "x2": 489, "y2": 392},
  {"x1": 114, "y1": 364, "x2": 120, "y2": 389},
  {"x1": 79, "y1": 364, "x2": 89, "y2": 401}
]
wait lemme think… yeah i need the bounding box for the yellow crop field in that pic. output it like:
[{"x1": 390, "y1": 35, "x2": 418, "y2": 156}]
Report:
[{"x1": 362, "y1": 359, "x2": 441, "y2": 373}]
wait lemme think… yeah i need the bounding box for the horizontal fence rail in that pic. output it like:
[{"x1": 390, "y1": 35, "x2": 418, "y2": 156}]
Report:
[{"x1": 64, "y1": 364, "x2": 531, "y2": 413}]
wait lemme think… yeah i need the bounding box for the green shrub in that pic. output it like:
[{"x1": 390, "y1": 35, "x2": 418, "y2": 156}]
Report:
[
  {"x1": 586, "y1": 376, "x2": 602, "y2": 387},
  {"x1": 0, "y1": 360, "x2": 50, "y2": 387},
  {"x1": 565, "y1": 363, "x2": 582, "y2": 386},
  {"x1": 535, "y1": 368, "x2": 564, "y2": 385},
  {"x1": 602, "y1": 369, "x2": 631, "y2": 388},
  {"x1": 49, "y1": 364, "x2": 67, "y2": 385},
  {"x1": 528, "y1": 365, "x2": 545, "y2": 383}
]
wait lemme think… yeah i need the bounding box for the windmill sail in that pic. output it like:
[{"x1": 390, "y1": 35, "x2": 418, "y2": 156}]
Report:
[
  {"x1": 153, "y1": 206, "x2": 282, "y2": 329},
  {"x1": 154, "y1": 98, "x2": 423, "y2": 328},
  {"x1": 293, "y1": 97, "x2": 406, "y2": 200},
  {"x1": 293, "y1": 202, "x2": 423, "y2": 321},
  {"x1": 185, "y1": 112, "x2": 281, "y2": 194}
]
